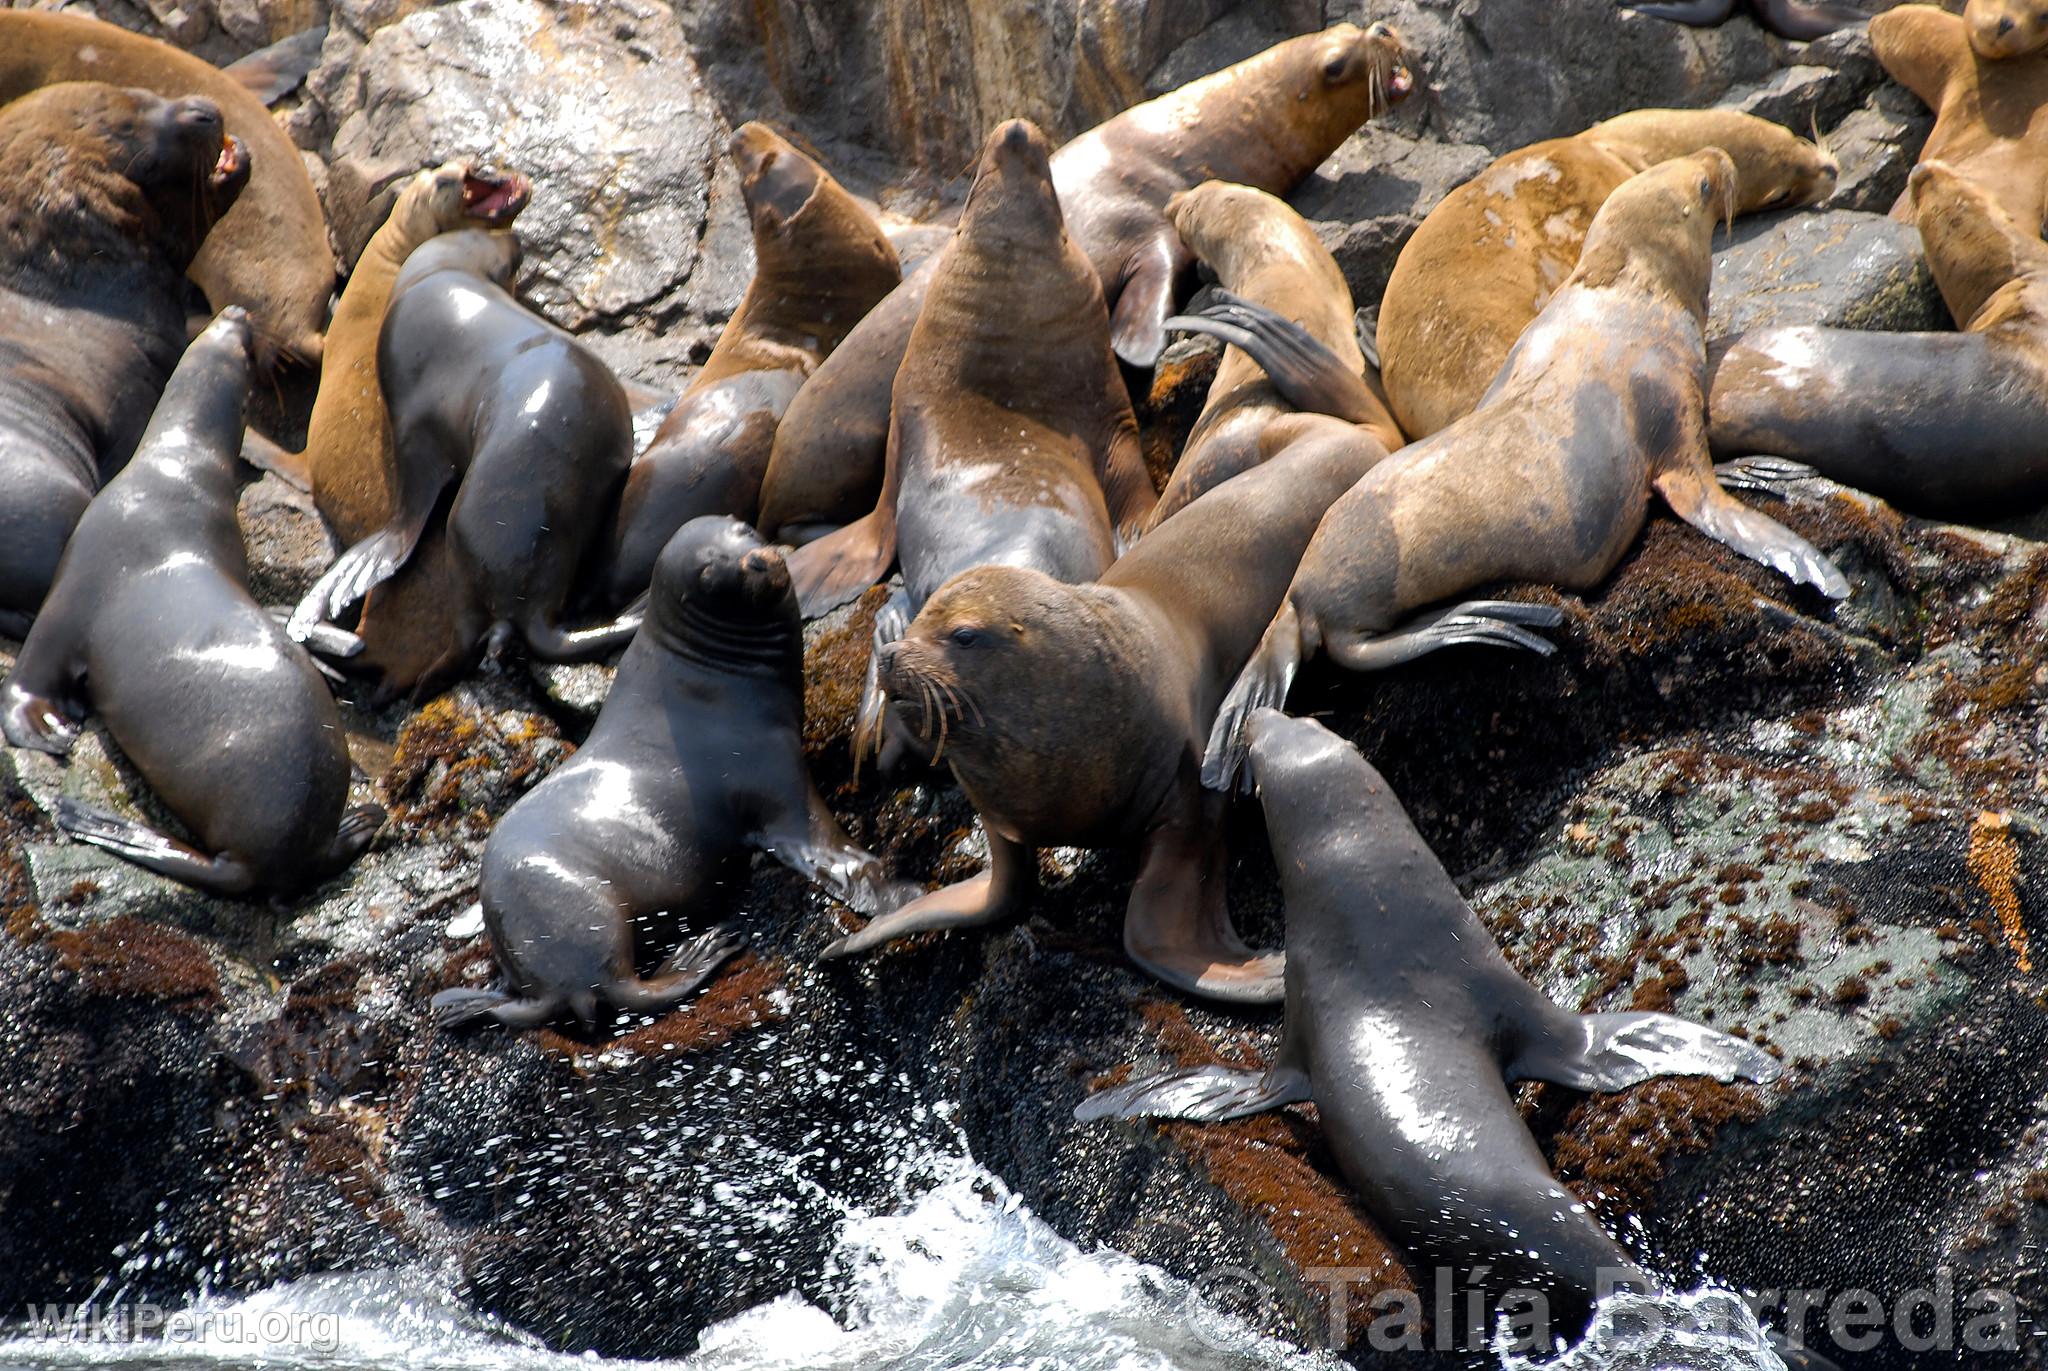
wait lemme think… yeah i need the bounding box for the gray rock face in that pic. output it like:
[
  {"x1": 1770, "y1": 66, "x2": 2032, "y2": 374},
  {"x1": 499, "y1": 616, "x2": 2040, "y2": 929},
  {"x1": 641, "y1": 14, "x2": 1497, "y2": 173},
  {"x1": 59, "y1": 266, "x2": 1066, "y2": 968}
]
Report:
[{"x1": 1708, "y1": 208, "x2": 1949, "y2": 346}]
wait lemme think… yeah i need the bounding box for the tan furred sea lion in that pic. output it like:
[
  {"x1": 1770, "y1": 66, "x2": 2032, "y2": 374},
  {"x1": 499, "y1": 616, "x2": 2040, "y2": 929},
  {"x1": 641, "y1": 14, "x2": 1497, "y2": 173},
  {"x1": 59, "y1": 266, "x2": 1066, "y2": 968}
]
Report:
[
  {"x1": 1377, "y1": 109, "x2": 1839, "y2": 440},
  {"x1": 1965, "y1": 0, "x2": 2048, "y2": 60},
  {"x1": 754, "y1": 22, "x2": 1413, "y2": 542},
  {"x1": 602, "y1": 123, "x2": 900, "y2": 605},
  {"x1": 0, "y1": 11, "x2": 332, "y2": 370},
  {"x1": 1145, "y1": 180, "x2": 1403, "y2": 531},
  {"x1": 1708, "y1": 160, "x2": 2048, "y2": 513},
  {"x1": 1203, "y1": 152, "x2": 1850, "y2": 789},
  {"x1": 1873, "y1": 4, "x2": 2048, "y2": 232}
]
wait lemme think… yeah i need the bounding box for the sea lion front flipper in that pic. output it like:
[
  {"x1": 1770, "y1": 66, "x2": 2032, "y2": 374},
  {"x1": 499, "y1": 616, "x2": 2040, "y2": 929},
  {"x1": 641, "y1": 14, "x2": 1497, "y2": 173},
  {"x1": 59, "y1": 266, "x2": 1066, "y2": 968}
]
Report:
[
  {"x1": 851, "y1": 590, "x2": 912, "y2": 767},
  {"x1": 1653, "y1": 464, "x2": 1850, "y2": 599},
  {"x1": 287, "y1": 461, "x2": 450, "y2": 641},
  {"x1": 1123, "y1": 804, "x2": 1284, "y2": 1005},
  {"x1": 1168, "y1": 293, "x2": 1386, "y2": 427},
  {"x1": 821, "y1": 826, "x2": 1037, "y2": 958},
  {"x1": 1100, "y1": 422, "x2": 1158, "y2": 554},
  {"x1": 1109, "y1": 230, "x2": 1186, "y2": 369},
  {"x1": 761, "y1": 789, "x2": 919, "y2": 917},
  {"x1": 786, "y1": 510, "x2": 898, "y2": 619},
  {"x1": 1513, "y1": 1010, "x2": 1783, "y2": 1090},
  {"x1": 53, "y1": 797, "x2": 256, "y2": 897},
  {"x1": 221, "y1": 25, "x2": 329, "y2": 105},
  {"x1": 239, "y1": 429, "x2": 313, "y2": 491},
  {"x1": 1616, "y1": 0, "x2": 1738, "y2": 26},
  {"x1": 1, "y1": 679, "x2": 85, "y2": 755},
  {"x1": 1074, "y1": 1063, "x2": 1311, "y2": 1124},
  {"x1": 1202, "y1": 599, "x2": 1315, "y2": 795}
]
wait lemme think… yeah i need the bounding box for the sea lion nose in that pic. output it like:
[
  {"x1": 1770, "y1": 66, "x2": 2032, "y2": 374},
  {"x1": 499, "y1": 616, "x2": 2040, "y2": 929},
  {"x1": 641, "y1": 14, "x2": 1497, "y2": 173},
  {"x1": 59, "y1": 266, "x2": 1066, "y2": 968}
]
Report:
[
  {"x1": 175, "y1": 97, "x2": 222, "y2": 131},
  {"x1": 875, "y1": 641, "x2": 904, "y2": 682},
  {"x1": 1999, "y1": 15, "x2": 2016, "y2": 33},
  {"x1": 999, "y1": 120, "x2": 1032, "y2": 155}
]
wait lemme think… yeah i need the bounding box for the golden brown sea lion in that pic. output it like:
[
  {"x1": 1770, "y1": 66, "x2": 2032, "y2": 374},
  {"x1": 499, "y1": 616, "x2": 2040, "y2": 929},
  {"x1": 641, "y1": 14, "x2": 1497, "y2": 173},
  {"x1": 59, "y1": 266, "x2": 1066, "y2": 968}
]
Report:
[
  {"x1": 1964, "y1": 0, "x2": 2048, "y2": 60},
  {"x1": 0, "y1": 11, "x2": 332, "y2": 370},
  {"x1": 1203, "y1": 152, "x2": 1850, "y2": 789},
  {"x1": 1377, "y1": 109, "x2": 1839, "y2": 439}
]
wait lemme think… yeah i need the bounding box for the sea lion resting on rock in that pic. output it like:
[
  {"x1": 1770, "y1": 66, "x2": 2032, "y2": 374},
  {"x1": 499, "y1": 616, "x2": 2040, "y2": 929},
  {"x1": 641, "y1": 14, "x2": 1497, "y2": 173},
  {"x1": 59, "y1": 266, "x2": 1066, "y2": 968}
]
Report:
[
  {"x1": 1145, "y1": 181, "x2": 1403, "y2": 531},
  {"x1": 1709, "y1": 161, "x2": 2048, "y2": 514},
  {"x1": 1617, "y1": 0, "x2": 1867, "y2": 42},
  {"x1": 600, "y1": 124, "x2": 900, "y2": 602},
  {"x1": 1079, "y1": 709, "x2": 1781, "y2": 1342},
  {"x1": 754, "y1": 21, "x2": 1414, "y2": 541},
  {"x1": 0, "y1": 82, "x2": 249, "y2": 639},
  {"x1": 1377, "y1": 109, "x2": 1838, "y2": 440},
  {"x1": 1203, "y1": 152, "x2": 1850, "y2": 790},
  {"x1": 433, "y1": 518, "x2": 908, "y2": 1033},
  {"x1": 1961, "y1": 0, "x2": 2048, "y2": 59},
  {"x1": 1, "y1": 311, "x2": 384, "y2": 897},
  {"x1": 0, "y1": 11, "x2": 332, "y2": 369},
  {"x1": 1873, "y1": 4, "x2": 2048, "y2": 233},
  {"x1": 290, "y1": 231, "x2": 643, "y2": 702},
  {"x1": 823, "y1": 427, "x2": 1391, "y2": 1003}
]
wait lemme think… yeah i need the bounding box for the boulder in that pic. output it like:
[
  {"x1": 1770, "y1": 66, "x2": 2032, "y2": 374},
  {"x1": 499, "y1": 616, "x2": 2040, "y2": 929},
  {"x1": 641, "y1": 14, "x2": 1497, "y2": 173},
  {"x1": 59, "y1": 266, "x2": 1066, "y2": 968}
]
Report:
[{"x1": 1709, "y1": 208, "x2": 1949, "y2": 346}]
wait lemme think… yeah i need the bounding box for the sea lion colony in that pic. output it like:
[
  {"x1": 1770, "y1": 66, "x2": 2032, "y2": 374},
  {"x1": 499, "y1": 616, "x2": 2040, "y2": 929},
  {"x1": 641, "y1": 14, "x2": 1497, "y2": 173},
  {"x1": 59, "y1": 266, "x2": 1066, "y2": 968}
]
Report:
[{"x1": 0, "y1": 0, "x2": 2027, "y2": 1354}]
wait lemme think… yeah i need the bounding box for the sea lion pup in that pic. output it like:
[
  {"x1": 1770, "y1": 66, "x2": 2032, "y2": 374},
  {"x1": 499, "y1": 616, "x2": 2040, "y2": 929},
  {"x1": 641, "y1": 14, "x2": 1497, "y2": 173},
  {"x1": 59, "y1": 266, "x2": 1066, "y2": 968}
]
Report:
[
  {"x1": 822, "y1": 427, "x2": 1388, "y2": 1003},
  {"x1": 1873, "y1": 5, "x2": 2048, "y2": 233},
  {"x1": 0, "y1": 81, "x2": 249, "y2": 639},
  {"x1": 0, "y1": 311, "x2": 384, "y2": 897},
  {"x1": 1963, "y1": 0, "x2": 2048, "y2": 59},
  {"x1": 601, "y1": 124, "x2": 900, "y2": 606},
  {"x1": 1617, "y1": 0, "x2": 1868, "y2": 42},
  {"x1": 1203, "y1": 152, "x2": 1850, "y2": 790},
  {"x1": 1377, "y1": 109, "x2": 1839, "y2": 440},
  {"x1": 432, "y1": 518, "x2": 908, "y2": 1033},
  {"x1": 1709, "y1": 162, "x2": 2048, "y2": 514},
  {"x1": 288, "y1": 231, "x2": 640, "y2": 702},
  {"x1": 302, "y1": 160, "x2": 532, "y2": 548},
  {"x1": 1078, "y1": 710, "x2": 1781, "y2": 1343},
  {"x1": 0, "y1": 12, "x2": 331, "y2": 370},
  {"x1": 754, "y1": 23, "x2": 1414, "y2": 543}
]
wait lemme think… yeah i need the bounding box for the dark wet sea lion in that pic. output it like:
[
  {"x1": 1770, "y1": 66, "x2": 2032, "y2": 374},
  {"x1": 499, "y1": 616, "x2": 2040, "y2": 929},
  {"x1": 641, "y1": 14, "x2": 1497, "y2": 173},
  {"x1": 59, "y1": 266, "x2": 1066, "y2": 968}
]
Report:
[
  {"x1": 0, "y1": 81, "x2": 248, "y2": 638},
  {"x1": 822, "y1": 426, "x2": 1388, "y2": 1003},
  {"x1": 1377, "y1": 109, "x2": 1838, "y2": 439},
  {"x1": 0, "y1": 310, "x2": 383, "y2": 897},
  {"x1": 603, "y1": 124, "x2": 900, "y2": 605},
  {"x1": 0, "y1": 11, "x2": 333, "y2": 369},
  {"x1": 1709, "y1": 161, "x2": 2048, "y2": 514},
  {"x1": 1618, "y1": 0, "x2": 1868, "y2": 42},
  {"x1": 1873, "y1": 4, "x2": 2048, "y2": 233},
  {"x1": 1204, "y1": 151, "x2": 1849, "y2": 790},
  {"x1": 755, "y1": 22, "x2": 1413, "y2": 541},
  {"x1": 432, "y1": 517, "x2": 908, "y2": 1033},
  {"x1": 288, "y1": 231, "x2": 639, "y2": 702},
  {"x1": 1148, "y1": 180, "x2": 1402, "y2": 531},
  {"x1": 1080, "y1": 709, "x2": 1780, "y2": 1340}
]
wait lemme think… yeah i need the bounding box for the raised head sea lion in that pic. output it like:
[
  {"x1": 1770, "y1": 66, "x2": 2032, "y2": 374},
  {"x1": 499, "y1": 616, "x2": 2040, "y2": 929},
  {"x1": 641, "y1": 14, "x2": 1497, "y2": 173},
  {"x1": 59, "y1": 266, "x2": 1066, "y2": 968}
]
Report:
[
  {"x1": 288, "y1": 231, "x2": 639, "y2": 702},
  {"x1": 1377, "y1": 109, "x2": 1839, "y2": 439},
  {"x1": 431, "y1": 517, "x2": 908, "y2": 1033},
  {"x1": 1618, "y1": 0, "x2": 1868, "y2": 42},
  {"x1": 600, "y1": 124, "x2": 900, "y2": 606},
  {"x1": 0, "y1": 11, "x2": 332, "y2": 369},
  {"x1": 1709, "y1": 160, "x2": 2048, "y2": 513},
  {"x1": 1873, "y1": 4, "x2": 2048, "y2": 232},
  {"x1": 1203, "y1": 152, "x2": 1849, "y2": 789},
  {"x1": 0, "y1": 310, "x2": 383, "y2": 897},
  {"x1": 755, "y1": 22, "x2": 1414, "y2": 542},
  {"x1": 821, "y1": 426, "x2": 1389, "y2": 1003},
  {"x1": 0, "y1": 81, "x2": 248, "y2": 637},
  {"x1": 1080, "y1": 709, "x2": 1781, "y2": 1341}
]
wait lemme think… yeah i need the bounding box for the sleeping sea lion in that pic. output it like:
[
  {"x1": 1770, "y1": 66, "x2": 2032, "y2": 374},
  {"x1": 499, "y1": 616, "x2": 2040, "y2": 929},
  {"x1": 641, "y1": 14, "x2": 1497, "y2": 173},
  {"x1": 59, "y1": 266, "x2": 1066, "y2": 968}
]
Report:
[
  {"x1": 1618, "y1": 0, "x2": 1869, "y2": 42},
  {"x1": 1, "y1": 310, "x2": 383, "y2": 897},
  {"x1": 1202, "y1": 152, "x2": 1850, "y2": 790},
  {"x1": 1961, "y1": 0, "x2": 2048, "y2": 59},
  {"x1": 1377, "y1": 108, "x2": 1838, "y2": 439}
]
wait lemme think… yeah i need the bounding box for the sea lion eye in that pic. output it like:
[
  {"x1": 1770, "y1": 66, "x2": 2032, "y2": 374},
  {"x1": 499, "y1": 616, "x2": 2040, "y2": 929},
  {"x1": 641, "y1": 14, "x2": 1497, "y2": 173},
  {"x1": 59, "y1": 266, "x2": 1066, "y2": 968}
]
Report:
[
  {"x1": 949, "y1": 627, "x2": 983, "y2": 648},
  {"x1": 1322, "y1": 54, "x2": 1351, "y2": 82}
]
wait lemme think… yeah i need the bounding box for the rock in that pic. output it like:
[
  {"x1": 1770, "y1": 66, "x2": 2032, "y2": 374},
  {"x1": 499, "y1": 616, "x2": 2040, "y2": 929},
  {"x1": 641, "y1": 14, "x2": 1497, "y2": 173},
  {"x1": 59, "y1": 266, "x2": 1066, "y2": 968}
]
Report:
[
  {"x1": 1822, "y1": 83, "x2": 1935, "y2": 216},
  {"x1": 238, "y1": 472, "x2": 333, "y2": 611},
  {"x1": 1709, "y1": 208, "x2": 1948, "y2": 347}
]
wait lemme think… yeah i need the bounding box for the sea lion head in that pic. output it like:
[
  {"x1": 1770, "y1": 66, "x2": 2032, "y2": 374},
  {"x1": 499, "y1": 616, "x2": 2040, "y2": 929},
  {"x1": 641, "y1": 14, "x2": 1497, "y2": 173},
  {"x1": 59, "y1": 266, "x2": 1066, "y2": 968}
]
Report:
[
  {"x1": 1736, "y1": 121, "x2": 1838, "y2": 213},
  {"x1": 1243, "y1": 708, "x2": 1356, "y2": 799},
  {"x1": 649, "y1": 516, "x2": 799, "y2": 651},
  {"x1": 1279, "y1": 22, "x2": 1415, "y2": 144},
  {"x1": 957, "y1": 119, "x2": 1065, "y2": 253},
  {"x1": 732, "y1": 122, "x2": 824, "y2": 236},
  {"x1": 1573, "y1": 148, "x2": 1734, "y2": 318},
  {"x1": 1968, "y1": 0, "x2": 2048, "y2": 59},
  {"x1": 402, "y1": 158, "x2": 532, "y2": 236}
]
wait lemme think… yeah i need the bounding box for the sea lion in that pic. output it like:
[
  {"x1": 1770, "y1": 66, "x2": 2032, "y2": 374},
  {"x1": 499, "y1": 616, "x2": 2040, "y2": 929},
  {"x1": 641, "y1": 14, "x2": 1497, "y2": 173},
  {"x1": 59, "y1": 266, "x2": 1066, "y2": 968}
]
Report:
[
  {"x1": 1708, "y1": 160, "x2": 2048, "y2": 514},
  {"x1": 1377, "y1": 109, "x2": 1839, "y2": 439},
  {"x1": 431, "y1": 517, "x2": 908, "y2": 1032},
  {"x1": 1203, "y1": 152, "x2": 1850, "y2": 789},
  {"x1": 1078, "y1": 709, "x2": 1781, "y2": 1341},
  {"x1": 0, "y1": 11, "x2": 332, "y2": 369},
  {"x1": 0, "y1": 310, "x2": 384, "y2": 897},
  {"x1": 1872, "y1": 4, "x2": 2048, "y2": 233},
  {"x1": 600, "y1": 123, "x2": 900, "y2": 606},
  {"x1": 0, "y1": 81, "x2": 249, "y2": 638},
  {"x1": 822, "y1": 426, "x2": 1390, "y2": 1003},
  {"x1": 288, "y1": 231, "x2": 639, "y2": 702},
  {"x1": 1962, "y1": 0, "x2": 2048, "y2": 59},
  {"x1": 1146, "y1": 181, "x2": 1403, "y2": 531},
  {"x1": 1618, "y1": 0, "x2": 1868, "y2": 42},
  {"x1": 754, "y1": 22, "x2": 1414, "y2": 541},
  {"x1": 303, "y1": 160, "x2": 533, "y2": 549}
]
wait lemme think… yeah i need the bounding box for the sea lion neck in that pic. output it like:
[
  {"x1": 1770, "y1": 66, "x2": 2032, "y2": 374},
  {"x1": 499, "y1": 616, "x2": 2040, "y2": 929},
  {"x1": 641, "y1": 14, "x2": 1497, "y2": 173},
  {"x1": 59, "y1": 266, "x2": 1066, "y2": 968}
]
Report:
[{"x1": 651, "y1": 593, "x2": 804, "y2": 684}]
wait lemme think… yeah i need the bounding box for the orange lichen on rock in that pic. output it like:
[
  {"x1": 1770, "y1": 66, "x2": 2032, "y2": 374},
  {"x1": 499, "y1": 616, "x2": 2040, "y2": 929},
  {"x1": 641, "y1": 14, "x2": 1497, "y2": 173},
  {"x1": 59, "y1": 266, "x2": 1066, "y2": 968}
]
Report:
[
  {"x1": 1967, "y1": 810, "x2": 2030, "y2": 973},
  {"x1": 44, "y1": 914, "x2": 223, "y2": 1011},
  {"x1": 1547, "y1": 1076, "x2": 1769, "y2": 1214},
  {"x1": 803, "y1": 586, "x2": 888, "y2": 764},
  {"x1": 384, "y1": 695, "x2": 568, "y2": 836}
]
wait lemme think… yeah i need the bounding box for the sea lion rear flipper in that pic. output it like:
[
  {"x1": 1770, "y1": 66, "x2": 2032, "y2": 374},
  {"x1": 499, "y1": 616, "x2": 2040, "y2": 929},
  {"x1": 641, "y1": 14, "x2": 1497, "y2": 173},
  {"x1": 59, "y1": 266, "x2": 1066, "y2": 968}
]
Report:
[
  {"x1": 1109, "y1": 231, "x2": 1184, "y2": 369},
  {"x1": 1, "y1": 679, "x2": 84, "y2": 755},
  {"x1": 1202, "y1": 599, "x2": 1314, "y2": 795},
  {"x1": 221, "y1": 25, "x2": 330, "y2": 105},
  {"x1": 430, "y1": 986, "x2": 565, "y2": 1031},
  {"x1": 787, "y1": 510, "x2": 897, "y2": 619},
  {"x1": 1512, "y1": 1010, "x2": 1782, "y2": 1091},
  {"x1": 821, "y1": 827, "x2": 1037, "y2": 958},
  {"x1": 1653, "y1": 465, "x2": 1850, "y2": 599},
  {"x1": 1616, "y1": 0, "x2": 1738, "y2": 26},
  {"x1": 1123, "y1": 809, "x2": 1285, "y2": 1005},
  {"x1": 606, "y1": 923, "x2": 749, "y2": 1015},
  {"x1": 1074, "y1": 1064, "x2": 1311, "y2": 1124},
  {"x1": 239, "y1": 430, "x2": 313, "y2": 492},
  {"x1": 1753, "y1": 0, "x2": 1867, "y2": 41},
  {"x1": 1168, "y1": 292, "x2": 1386, "y2": 427},
  {"x1": 286, "y1": 478, "x2": 446, "y2": 641},
  {"x1": 53, "y1": 797, "x2": 256, "y2": 897},
  {"x1": 1324, "y1": 599, "x2": 1563, "y2": 673}
]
